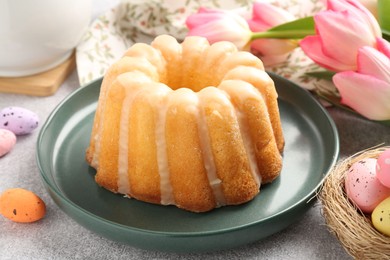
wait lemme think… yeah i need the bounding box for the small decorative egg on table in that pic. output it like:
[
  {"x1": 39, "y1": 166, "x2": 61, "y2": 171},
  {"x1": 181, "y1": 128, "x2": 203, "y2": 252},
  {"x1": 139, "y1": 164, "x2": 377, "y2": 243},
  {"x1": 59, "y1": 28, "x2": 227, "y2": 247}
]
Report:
[
  {"x1": 0, "y1": 106, "x2": 39, "y2": 135},
  {"x1": 0, "y1": 188, "x2": 46, "y2": 223},
  {"x1": 0, "y1": 106, "x2": 39, "y2": 157},
  {"x1": 0, "y1": 129, "x2": 16, "y2": 157}
]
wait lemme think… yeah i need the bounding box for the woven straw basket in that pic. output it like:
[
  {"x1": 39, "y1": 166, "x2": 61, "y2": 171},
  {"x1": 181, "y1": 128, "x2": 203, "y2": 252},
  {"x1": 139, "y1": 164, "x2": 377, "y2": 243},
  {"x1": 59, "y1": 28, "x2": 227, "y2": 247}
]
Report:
[{"x1": 319, "y1": 146, "x2": 390, "y2": 259}]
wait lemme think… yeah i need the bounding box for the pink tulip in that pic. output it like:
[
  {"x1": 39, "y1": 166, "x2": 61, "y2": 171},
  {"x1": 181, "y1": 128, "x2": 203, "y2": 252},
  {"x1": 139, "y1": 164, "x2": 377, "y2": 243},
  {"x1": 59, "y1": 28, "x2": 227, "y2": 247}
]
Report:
[
  {"x1": 247, "y1": 1, "x2": 295, "y2": 31},
  {"x1": 247, "y1": 2, "x2": 297, "y2": 65},
  {"x1": 327, "y1": 0, "x2": 381, "y2": 36},
  {"x1": 333, "y1": 45, "x2": 390, "y2": 120},
  {"x1": 300, "y1": 0, "x2": 383, "y2": 72},
  {"x1": 186, "y1": 7, "x2": 251, "y2": 50},
  {"x1": 357, "y1": 0, "x2": 378, "y2": 18}
]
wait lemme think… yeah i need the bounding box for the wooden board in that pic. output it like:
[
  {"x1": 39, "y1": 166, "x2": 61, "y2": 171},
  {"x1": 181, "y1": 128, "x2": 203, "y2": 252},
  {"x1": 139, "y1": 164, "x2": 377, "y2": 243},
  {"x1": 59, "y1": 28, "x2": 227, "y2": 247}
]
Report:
[{"x1": 0, "y1": 52, "x2": 76, "y2": 96}]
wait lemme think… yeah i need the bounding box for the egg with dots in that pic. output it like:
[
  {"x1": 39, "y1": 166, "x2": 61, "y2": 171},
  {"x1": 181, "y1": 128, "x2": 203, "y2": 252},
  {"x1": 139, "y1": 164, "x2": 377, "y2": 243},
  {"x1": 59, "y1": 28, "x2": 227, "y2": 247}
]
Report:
[
  {"x1": 376, "y1": 149, "x2": 390, "y2": 188},
  {"x1": 345, "y1": 158, "x2": 390, "y2": 213},
  {"x1": 372, "y1": 197, "x2": 390, "y2": 236},
  {"x1": 0, "y1": 106, "x2": 39, "y2": 135},
  {"x1": 0, "y1": 188, "x2": 46, "y2": 223},
  {"x1": 0, "y1": 129, "x2": 16, "y2": 157}
]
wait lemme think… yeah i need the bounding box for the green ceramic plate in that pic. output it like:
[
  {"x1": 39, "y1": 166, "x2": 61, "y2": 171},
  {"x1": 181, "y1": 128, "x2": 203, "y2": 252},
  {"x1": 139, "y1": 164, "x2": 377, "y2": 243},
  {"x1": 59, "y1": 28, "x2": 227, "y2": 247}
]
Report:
[{"x1": 37, "y1": 73, "x2": 339, "y2": 252}]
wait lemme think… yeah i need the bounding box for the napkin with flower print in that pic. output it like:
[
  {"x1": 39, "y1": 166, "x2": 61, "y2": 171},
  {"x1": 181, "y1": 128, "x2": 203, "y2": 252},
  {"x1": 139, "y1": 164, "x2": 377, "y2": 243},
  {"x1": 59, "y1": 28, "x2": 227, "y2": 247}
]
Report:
[
  {"x1": 76, "y1": 0, "x2": 389, "y2": 122},
  {"x1": 76, "y1": 0, "x2": 327, "y2": 91}
]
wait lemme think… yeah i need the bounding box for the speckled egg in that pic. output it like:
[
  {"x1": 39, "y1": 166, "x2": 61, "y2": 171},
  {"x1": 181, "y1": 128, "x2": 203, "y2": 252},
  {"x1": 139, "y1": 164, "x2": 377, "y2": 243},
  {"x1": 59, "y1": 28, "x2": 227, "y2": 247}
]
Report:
[
  {"x1": 372, "y1": 196, "x2": 390, "y2": 236},
  {"x1": 0, "y1": 188, "x2": 46, "y2": 223},
  {"x1": 377, "y1": 149, "x2": 390, "y2": 188},
  {"x1": 0, "y1": 129, "x2": 16, "y2": 157},
  {"x1": 345, "y1": 158, "x2": 390, "y2": 213},
  {"x1": 0, "y1": 106, "x2": 39, "y2": 135}
]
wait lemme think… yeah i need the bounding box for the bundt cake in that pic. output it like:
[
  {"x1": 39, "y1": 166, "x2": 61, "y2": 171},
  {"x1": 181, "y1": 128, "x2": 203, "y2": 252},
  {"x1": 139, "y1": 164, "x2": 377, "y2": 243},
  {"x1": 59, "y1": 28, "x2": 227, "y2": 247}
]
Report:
[{"x1": 86, "y1": 34, "x2": 284, "y2": 213}]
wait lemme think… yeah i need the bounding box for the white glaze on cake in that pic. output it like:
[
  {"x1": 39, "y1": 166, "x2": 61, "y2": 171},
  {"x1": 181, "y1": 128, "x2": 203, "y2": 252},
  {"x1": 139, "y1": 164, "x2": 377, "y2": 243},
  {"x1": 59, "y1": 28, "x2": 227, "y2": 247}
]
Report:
[{"x1": 86, "y1": 35, "x2": 284, "y2": 212}]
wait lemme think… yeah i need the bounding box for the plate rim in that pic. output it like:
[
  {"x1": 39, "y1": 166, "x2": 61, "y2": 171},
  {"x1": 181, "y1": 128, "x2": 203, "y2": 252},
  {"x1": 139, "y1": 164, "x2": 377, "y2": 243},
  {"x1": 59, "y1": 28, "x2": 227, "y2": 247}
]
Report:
[{"x1": 36, "y1": 72, "x2": 339, "y2": 243}]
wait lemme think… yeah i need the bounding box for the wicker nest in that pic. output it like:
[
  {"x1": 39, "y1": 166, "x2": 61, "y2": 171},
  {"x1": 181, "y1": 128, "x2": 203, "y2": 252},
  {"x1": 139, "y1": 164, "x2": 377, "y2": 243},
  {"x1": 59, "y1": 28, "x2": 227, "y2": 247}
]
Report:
[{"x1": 319, "y1": 146, "x2": 390, "y2": 259}]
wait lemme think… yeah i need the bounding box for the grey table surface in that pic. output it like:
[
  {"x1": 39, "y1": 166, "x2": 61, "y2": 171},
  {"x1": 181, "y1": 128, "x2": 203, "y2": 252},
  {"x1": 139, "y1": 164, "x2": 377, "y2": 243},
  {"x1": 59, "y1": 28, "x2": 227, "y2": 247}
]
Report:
[
  {"x1": 1, "y1": 1, "x2": 390, "y2": 259},
  {"x1": 4, "y1": 64, "x2": 390, "y2": 260}
]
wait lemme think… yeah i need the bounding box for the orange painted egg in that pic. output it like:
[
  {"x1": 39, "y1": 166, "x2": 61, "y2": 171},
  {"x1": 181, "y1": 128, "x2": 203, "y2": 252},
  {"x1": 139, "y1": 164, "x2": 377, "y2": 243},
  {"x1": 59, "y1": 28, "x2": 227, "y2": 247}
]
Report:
[{"x1": 0, "y1": 188, "x2": 46, "y2": 223}]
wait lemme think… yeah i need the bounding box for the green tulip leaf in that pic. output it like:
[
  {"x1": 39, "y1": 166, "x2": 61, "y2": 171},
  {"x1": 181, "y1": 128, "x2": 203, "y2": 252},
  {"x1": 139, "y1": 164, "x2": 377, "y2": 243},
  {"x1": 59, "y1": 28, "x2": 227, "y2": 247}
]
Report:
[
  {"x1": 378, "y1": 0, "x2": 390, "y2": 41},
  {"x1": 378, "y1": 0, "x2": 390, "y2": 31},
  {"x1": 268, "y1": 16, "x2": 315, "y2": 32},
  {"x1": 382, "y1": 29, "x2": 390, "y2": 42},
  {"x1": 251, "y1": 16, "x2": 315, "y2": 40},
  {"x1": 306, "y1": 71, "x2": 336, "y2": 81},
  {"x1": 380, "y1": 120, "x2": 390, "y2": 126},
  {"x1": 376, "y1": 0, "x2": 390, "y2": 126}
]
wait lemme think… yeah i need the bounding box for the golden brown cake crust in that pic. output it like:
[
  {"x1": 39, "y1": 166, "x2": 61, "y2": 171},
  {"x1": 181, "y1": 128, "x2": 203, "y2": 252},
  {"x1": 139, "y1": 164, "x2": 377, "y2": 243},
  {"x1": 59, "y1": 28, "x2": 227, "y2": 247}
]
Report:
[{"x1": 86, "y1": 35, "x2": 284, "y2": 212}]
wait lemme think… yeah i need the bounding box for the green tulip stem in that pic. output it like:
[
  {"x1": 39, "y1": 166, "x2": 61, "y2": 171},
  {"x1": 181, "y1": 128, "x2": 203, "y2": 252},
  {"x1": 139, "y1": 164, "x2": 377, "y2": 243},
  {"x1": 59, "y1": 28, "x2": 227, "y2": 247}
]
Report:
[{"x1": 250, "y1": 29, "x2": 316, "y2": 40}]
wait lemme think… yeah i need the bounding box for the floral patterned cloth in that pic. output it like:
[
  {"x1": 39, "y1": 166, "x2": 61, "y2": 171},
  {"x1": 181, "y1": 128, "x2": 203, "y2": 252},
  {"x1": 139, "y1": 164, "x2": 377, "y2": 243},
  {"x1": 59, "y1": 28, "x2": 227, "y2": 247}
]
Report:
[{"x1": 76, "y1": 0, "x2": 337, "y2": 97}]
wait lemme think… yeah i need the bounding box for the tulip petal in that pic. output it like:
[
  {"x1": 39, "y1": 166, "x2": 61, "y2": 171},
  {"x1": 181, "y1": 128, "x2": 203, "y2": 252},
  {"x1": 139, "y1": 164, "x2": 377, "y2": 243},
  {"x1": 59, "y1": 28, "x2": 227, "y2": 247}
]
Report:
[
  {"x1": 358, "y1": 46, "x2": 390, "y2": 82},
  {"x1": 377, "y1": 37, "x2": 390, "y2": 59},
  {"x1": 250, "y1": 38, "x2": 297, "y2": 66},
  {"x1": 251, "y1": 39, "x2": 297, "y2": 56},
  {"x1": 250, "y1": 2, "x2": 294, "y2": 31},
  {"x1": 327, "y1": 0, "x2": 381, "y2": 37},
  {"x1": 300, "y1": 36, "x2": 356, "y2": 71},
  {"x1": 247, "y1": 20, "x2": 268, "y2": 32},
  {"x1": 333, "y1": 71, "x2": 390, "y2": 120},
  {"x1": 187, "y1": 19, "x2": 249, "y2": 48},
  {"x1": 186, "y1": 8, "x2": 225, "y2": 29},
  {"x1": 315, "y1": 11, "x2": 376, "y2": 65},
  {"x1": 185, "y1": 8, "x2": 251, "y2": 49}
]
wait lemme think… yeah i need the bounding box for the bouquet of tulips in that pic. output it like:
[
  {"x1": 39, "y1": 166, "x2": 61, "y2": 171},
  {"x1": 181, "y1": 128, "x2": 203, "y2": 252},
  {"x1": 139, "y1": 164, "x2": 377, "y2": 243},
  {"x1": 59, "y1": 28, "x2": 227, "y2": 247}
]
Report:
[{"x1": 185, "y1": 0, "x2": 390, "y2": 123}]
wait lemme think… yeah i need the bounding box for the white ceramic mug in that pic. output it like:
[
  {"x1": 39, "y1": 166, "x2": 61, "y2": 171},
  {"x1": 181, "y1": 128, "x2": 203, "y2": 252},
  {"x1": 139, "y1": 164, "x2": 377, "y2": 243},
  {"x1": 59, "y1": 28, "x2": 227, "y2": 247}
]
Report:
[{"x1": 0, "y1": 0, "x2": 92, "y2": 77}]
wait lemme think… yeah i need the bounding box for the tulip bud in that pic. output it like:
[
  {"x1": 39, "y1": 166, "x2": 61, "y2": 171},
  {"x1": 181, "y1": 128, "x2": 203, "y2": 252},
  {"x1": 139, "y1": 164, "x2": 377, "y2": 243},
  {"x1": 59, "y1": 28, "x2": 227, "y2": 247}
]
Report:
[
  {"x1": 357, "y1": 0, "x2": 378, "y2": 18},
  {"x1": 186, "y1": 8, "x2": 252, "y2": 50},
  {"x1": 300, "y1": 0, "x2": 383, "y2": 71},
  {"x1": 247, "y1": 2, "x2": 297, "y2": 65},
  {"x1": 333, "y1": 46, "x2": 390, "y2": 121}
]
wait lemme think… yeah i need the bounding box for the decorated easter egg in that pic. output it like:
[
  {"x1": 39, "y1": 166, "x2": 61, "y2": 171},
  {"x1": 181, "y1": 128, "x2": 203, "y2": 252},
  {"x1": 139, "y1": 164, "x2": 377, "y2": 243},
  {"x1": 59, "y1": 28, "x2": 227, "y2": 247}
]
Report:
[
  {"x1": 0, "y1": 188, "x2": 46, "y2": 223},
  {"x1": 0, "y1": 129, "x2": 16, "y2": 157},
  {"x1": 372, "y1": 197, "x2": 390, "y2": 236},
  {"x1": 0, "y1": 106, "x2": 39, "y2": 135},
  {"x1": 345, "y1": 158, "x2": 390, "y2": 213},
  {"x1": 377, "y1": 149, "x2": 390, "y2": 188}
]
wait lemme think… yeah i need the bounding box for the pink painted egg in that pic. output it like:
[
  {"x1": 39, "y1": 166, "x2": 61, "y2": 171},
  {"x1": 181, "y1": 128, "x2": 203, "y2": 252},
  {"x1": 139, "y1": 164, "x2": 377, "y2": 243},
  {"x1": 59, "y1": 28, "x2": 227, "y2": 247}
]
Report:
[
  {"x1": 0, "y1": 129, "x2": 17, "y2": 157},
  {"x1": 377, "y1": 149, "x2": 390, "y2": 188},
  {"x1": 345, "y1": 158, "x2": 390, "y2": 213}
]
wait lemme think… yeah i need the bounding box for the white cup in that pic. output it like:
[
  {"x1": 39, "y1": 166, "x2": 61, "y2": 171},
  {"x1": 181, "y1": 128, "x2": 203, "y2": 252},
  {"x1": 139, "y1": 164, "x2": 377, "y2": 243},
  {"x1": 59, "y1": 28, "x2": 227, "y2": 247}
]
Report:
[{"x1": 0, "y1": 0, "x2": 92, "y2": 77}]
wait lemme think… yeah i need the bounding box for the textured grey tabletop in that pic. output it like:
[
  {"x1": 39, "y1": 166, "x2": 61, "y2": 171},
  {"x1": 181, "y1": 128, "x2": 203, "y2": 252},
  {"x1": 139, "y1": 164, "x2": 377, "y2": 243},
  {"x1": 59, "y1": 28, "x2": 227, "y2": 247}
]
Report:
[
  {"x1": 3, "y1": 67, "x2": 390, "y2": 260},
  {"x1": 1, "y1": 1, "x2": 390, "y2": 259}
]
